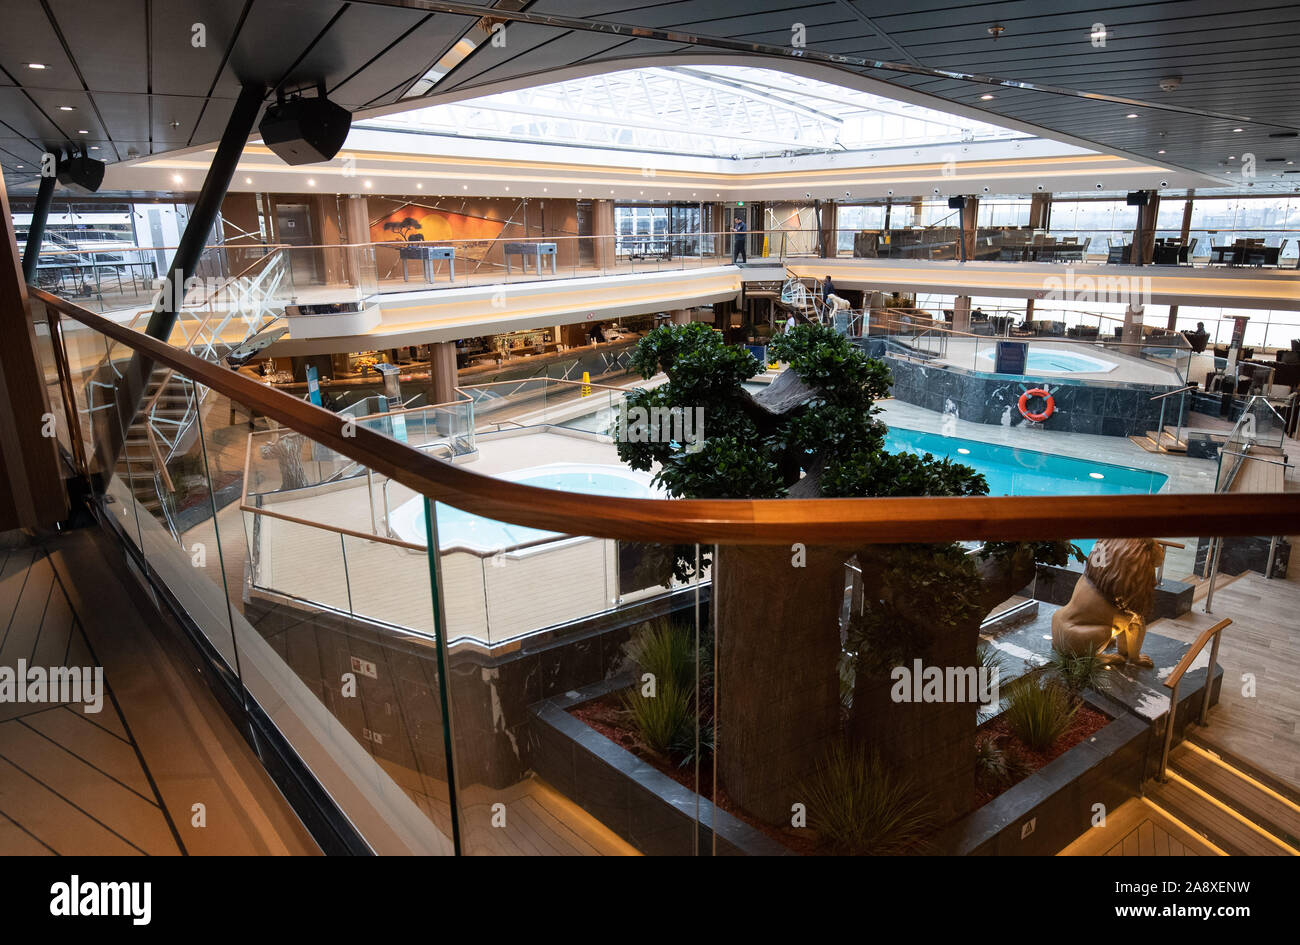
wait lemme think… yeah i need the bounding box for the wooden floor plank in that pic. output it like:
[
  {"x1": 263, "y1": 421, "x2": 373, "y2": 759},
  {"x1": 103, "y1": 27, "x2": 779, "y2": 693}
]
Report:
[{"x1": 0, "y1": 756, "x2": 143, "y2": 856}]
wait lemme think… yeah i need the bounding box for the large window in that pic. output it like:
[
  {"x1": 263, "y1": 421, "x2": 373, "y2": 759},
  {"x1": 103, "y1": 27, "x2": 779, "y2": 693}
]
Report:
[
  {"x1": 1048, "y1": 197, "x2": 1140, "y2": 250},
  {"x1": 614, "y1": 204, "x2": 702, "y2": 255},
  {"x1": 1187, "y1": 195, "x2": 1300, "y2": 262}
]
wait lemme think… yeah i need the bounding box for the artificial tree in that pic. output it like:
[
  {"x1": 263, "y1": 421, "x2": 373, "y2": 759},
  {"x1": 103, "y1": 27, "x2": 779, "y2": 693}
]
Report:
[{"x1": 615, "y1": 322, "x2": 1077, "y2": 824}]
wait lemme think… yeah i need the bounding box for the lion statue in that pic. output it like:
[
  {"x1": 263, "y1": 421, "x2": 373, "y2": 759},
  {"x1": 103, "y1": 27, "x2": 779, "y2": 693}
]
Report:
[{"x1": 1050, "y1": 538, "x2": 1164, "y2": 669}]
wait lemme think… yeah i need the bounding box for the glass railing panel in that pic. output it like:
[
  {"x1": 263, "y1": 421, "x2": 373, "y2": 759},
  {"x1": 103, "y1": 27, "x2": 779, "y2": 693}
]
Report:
[
  {"x1": 427, "y1": 486, "x2": 708, "y2": 855},
  {"x1": 201, "y1": 385, "x2": 456, "y2": 854}
]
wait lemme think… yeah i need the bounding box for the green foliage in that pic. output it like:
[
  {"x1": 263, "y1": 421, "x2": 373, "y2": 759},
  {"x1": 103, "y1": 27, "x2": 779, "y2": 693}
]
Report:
[
  {"x1": 653, "y1": 435, "x2": 787, "y2": 499},
  {"x1": 979, "y1": 540, "x2": 1085, "y2": 567},
  {"x1": 848, "y1": 544, "x2": 986, "y2": 676},
  {"x1": 623, "y1": 619, "x2": 697, "y2": 692},
  {"x1": 1003, "y1": 676, "x2": 1079, "y2": 752},
  {"x1": 621, "y1": 681, "x2": 694, "y2": 756},
  {"x1": 977, "y1": 641, "x2": 1009, "y2": 684},
  {"x1": 1045, "y1": 646, "x2": 1112, "y2": 699},
  {"x1": 822, "y1": 450, "x2": 988, "y2": 499},
  {"x1": 799, "y1": 743, "x2": 935, "y2": 855},
  {"x1": 620, "y1": 620, "x2": 713, "y2": 762},
  {"x1": 975, "y1": 735, "x2": 1032, "y2": 791},
  {"x1": 768, "y1": 325, "x2": 893, "y2": 407}
]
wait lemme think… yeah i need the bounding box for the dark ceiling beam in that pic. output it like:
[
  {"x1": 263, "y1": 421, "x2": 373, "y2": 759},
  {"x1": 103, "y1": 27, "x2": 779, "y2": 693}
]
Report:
[
  {"x1": 346, "y1": 0, "x2": 1297, "y2": 130},
  {"x1": 832, "y1": 0, "x2": 920, "y2": 67}
]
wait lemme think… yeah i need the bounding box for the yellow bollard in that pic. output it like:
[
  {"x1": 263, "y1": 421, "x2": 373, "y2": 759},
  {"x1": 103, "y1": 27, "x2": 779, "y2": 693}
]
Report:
[{"x1": 581, "y1": 371, "x2": 591, "y2": 397}]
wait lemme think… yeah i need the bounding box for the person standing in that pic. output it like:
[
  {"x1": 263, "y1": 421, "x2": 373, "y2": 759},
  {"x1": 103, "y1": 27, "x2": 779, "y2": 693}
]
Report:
[
  {"x1": 822, "y1": 275, "x2": 836, "y2": 299},
  {"x1": 732, "y1": 216, "x2": 747, "y2": 264}
]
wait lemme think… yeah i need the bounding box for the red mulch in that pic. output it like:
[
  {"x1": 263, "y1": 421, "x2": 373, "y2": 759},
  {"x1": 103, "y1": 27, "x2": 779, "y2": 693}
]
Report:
[
  {"x1": 568, "y1": 692, "x2": 819, "y2": 855},
  {"x1": 973, "y1": 702, "x2": 1111, "y2": 808}
]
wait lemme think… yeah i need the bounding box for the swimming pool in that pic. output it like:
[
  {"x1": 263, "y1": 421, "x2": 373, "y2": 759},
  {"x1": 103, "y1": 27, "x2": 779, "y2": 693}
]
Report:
[
  {"x1": 389, "y1": 463, "x2": 661, "y2": 551},
  {"x1": 391, "y1": 437, "x2": 1164, "y2": 552},
  {"x1": 884, "y1": 427, "x2": 1167, "y2": 497},
  {"x1": 976, "y1": 347, "x2": 1116, "y2": 375}
]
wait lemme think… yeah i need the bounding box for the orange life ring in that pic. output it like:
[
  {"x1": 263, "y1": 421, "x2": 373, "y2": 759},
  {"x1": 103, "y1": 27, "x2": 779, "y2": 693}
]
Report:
[{"x1": 1018, "y1": 388, "x2": 1055, "y2": 422}]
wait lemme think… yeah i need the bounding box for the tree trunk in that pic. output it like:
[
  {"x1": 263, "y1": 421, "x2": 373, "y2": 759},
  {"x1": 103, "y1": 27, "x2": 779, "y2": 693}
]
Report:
[
  {"x1": 848, "y1": 547, "x2": 1037, "y2": 823},
  {"x1": 715, "y1": 543, "x2": 847, "y2": 824}
]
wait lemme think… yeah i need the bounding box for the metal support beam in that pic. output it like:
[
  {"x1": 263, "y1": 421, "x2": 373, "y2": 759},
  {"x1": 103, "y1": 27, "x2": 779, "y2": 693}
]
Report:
[
  {"x1": 145, "y1": 82, "x2": 265, "y2": 342},
  {"x1": 21, "y1": 172, "x2": 56, "y2": 283}
]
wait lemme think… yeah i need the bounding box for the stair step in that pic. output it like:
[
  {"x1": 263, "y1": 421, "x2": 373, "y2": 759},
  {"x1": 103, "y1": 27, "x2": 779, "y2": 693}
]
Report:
[
  {"x1": 1146, "y1": 773, "x2": 1296, "y2": 856},
  {"x1": 1170, "y1": 743, "x2": 1300, "y2": 847}
]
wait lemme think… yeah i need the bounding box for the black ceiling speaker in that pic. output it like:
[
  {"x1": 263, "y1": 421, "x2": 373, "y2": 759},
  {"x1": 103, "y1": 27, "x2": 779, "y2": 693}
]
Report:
[
  {"x1": 56, "y1": 150, "x2": 106, "y2": 193},
  {"x1": 948, "y1": 195, "x2": 967, "y2": 209},
  {"x1": 1126, "y1": 191, "x2": 1148, "y2": 206},
  {"x1": 259, "y1": 83, "x2": 351, "y2": 165}
]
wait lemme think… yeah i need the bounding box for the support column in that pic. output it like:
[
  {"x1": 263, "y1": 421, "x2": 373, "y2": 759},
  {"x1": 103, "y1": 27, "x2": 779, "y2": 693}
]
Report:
[
  {"x1": 951, "y1": 295, "x2": 972, "y2": 332},
  {"x1": 1122, "y1": 303, "x2": 1145, "y2": 345},
  {"x1": 0, "y1": 168, "x2": 67, "y2": 527},
  {"x1": 1128, "y1": 191, "x2": 1160, "y2": 266},
  {"x1": 670, "y1": 309, "x2": 692, "y2": 325},
  {"x1": 21, "y1": 172, "x2": 56, "y2": 283},
  {"x1": 960, "y1": 196, "x2": 979, "y2": 261},
  {"x1": 592, "y1": 199, "x2": 616, "y2": 270},
  {"x1": 1028, "y1": 192, "x2": 1052, "y2": 231},
  {"x1": 1166, "y1": 304, "x2": 1180, "y2": 331},
  {"x1": 430, "y1": 341, "x2": 458, "y2": 405},
  {"x1": 343, "y1": 195, "x2": 371, "y2": 284},
  {"x1": 817, "y1": 200, "x2": 836, "y2": 259}
]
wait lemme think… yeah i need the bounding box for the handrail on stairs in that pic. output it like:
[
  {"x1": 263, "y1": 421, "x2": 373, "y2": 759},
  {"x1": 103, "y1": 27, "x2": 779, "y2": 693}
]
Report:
[{"x1": 1158, "y1": 617, "x2": 1232, "y2": 780}]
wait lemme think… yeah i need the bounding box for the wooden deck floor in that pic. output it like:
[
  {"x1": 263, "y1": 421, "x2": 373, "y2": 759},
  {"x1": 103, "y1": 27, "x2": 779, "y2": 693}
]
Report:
[
  {"x1": 1057, "y1": 798, "x2": 1221, "y2": 856},
  {"x1": 0, "y1": 529, "x2": 319, "y2": 856},
  {"x1": 1150, "y1": 572, "x2": 1300, "y2": 792}
]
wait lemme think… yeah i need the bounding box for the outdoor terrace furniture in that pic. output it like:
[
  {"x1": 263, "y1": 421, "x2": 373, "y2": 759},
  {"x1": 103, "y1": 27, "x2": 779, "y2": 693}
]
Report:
[
  {"x1": 1181, "y1": 328, "x2": 1210, "y2": 353},
  {"x1": 1106, "y1": 244, "x2": 1131, "y2": 264},
  {"x1": 504, "y1": 242, "x2": 558, "y2": 274},
  {"x1": 398, "y1": 243, "x2": 455, "y2": 282}
]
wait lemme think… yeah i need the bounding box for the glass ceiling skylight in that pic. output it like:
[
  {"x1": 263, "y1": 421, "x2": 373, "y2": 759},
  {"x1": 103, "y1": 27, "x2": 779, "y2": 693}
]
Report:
[{"x1": 360, "y1": 65, "x2": 1032, "y2": 160}]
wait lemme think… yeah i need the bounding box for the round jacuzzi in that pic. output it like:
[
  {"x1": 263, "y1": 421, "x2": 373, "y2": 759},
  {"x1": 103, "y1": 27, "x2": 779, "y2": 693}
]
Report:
[
  {"x1": 976, "y1": 347, "x2": 1116, "y2": 374},
  {"x1": 388, "y1": 463, "x2": 662, "y2": 552}
]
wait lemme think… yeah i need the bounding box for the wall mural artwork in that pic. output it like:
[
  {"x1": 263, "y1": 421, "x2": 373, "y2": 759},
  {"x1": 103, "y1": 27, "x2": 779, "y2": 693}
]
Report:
[{"x1": 371, "y1": 204, "x2": 505, "y2": 249}]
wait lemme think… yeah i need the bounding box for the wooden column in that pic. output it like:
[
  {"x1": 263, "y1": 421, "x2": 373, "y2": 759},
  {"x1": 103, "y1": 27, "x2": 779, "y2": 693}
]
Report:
[
  {"x1": 343, "y1": 195, "x2": 371, "y2": 285},
  {"x1": 951, "y1": 296, "x2": 972, "y2": 332},
  {"x1": 1122, "y1": 303, "x2": 1145, "y2": 345},
  {"x1": 1129, "y1": 192, "x2": 1160, "y2": 265},
  {"x1": 430, "y1": 341, "x2": 458, "y2": 405},
  {"x1": 0, "y1": 172, "x2": 68, "y2": 528},
  {"x1": 961, "y1": 197, "x2": 979, "y2": 261},
  {"x1": 592, "y1": 199, "x2": 616, "y2": 270},
  {"x1": 1029, "y1": 193, "x2": 1052, "y2": 230}
]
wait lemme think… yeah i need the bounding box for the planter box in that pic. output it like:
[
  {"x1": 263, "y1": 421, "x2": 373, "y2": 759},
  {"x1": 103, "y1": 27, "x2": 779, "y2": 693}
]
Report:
[{"x1": 528, "y1": 677, "x2": 793, "y2": 856}]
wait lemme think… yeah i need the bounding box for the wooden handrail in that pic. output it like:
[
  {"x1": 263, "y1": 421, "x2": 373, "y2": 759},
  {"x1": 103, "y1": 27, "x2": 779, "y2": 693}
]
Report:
[
  {"x1": 1165, "y1": 618, "x2": 1232, "y2": 691},
  {"x1": 32, "y1": 287, "x2": 1300, "y2": 547}
]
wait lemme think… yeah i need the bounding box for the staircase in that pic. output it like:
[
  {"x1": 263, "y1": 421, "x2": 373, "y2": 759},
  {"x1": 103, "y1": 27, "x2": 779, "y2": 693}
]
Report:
[
  {"x1": 93, "y1": 250, "x2": 289, "y2": 531},
  {"x1": 1146, "y1": 738, "x2": 1300, "y2": 855}
]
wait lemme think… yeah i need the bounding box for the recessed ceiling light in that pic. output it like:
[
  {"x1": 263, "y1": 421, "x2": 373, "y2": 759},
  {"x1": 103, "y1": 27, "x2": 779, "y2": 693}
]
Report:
[
  {"x1": 980, "y1": 94, "x2": 995, "y2": 101},
  {"x1": 363, "y1": 180, "x2": 372, "y2": 188},
  {"x1": 89, "y1": 146, "x2": 99, "y2": 150},
  {"x1": 1089, "y1": 472, "x2": 1105, "y2": 480},
  {"x1": 26, "y1": 63, "x2": 46, "y2": 70},
  {"x1": 1126, "y1": 113, "x2": 1138, "y2": 119},
  {"x1": 15, "y1": 165, "x2": 22, "y2": 169},
  {"x1": 1228, "y1": 155, "x2": 1236, "y2": 160},
  {"x1": 307, "y1": 178, "x2": 315, "y2": 185},
  {"x1": 415, "y1": 182, "x2": 422, "y2": 189},
  {"x1": 244, "y1": 177, "x2": 252, "y2": 184},
  {"x1": 462, "y1": 184, "x2": 468, "y2": 189},
  {"x1": 58, "y1": 105, "x2": 74, "y2": 111},
  {"x1": 1157, "y1": 149, "x2": 1166, "y2": 154},
  {"x1": 171, "y1": 174, "x2": 182, "y2": 184},
  {"x1": 542, "y1": 187, "x2": 547, "y2": 192},
  {"x1": 1232, "y1": 127, "x2": 1243, "y2": 133}
]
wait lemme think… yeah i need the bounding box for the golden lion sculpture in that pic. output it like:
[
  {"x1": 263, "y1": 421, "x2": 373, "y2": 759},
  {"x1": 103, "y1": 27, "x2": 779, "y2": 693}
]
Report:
[{"x1": 1050, "y1": 538, "x2": 1164, "y2": 669}]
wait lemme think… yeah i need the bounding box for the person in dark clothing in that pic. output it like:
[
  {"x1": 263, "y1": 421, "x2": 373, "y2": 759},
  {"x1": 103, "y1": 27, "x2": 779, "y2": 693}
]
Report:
[
  {"x1": 731, "y1": 217, "x2": 747, "y2": 264},
  {"x1": 822, "y1": 275, "x2": 836, "y2": 299},
  {"x1": 587, "y1": 321, "x2": 606, "y2": 343}
]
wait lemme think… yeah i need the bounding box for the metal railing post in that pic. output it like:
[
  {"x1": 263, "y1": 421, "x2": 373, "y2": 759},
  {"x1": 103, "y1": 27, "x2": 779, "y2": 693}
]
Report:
[
  {"x1": 1159, "y1": 679, "x2": 1179, "y2": 781},
  {"x1": 1199, "y1": 631, "x2": 1222, "y2": 725},
  {"x1": 1203, "y1": 536, "x2": 1223, "y2": 613},
  {"x1": 1265, "y1": 534, "x2": 1280, "y2": 578}
]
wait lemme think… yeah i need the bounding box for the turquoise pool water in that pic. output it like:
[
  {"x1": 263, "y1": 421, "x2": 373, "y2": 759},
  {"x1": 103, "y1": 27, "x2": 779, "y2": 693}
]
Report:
[
  {"x1": 976, "y1": 348, "x2": 1116, "y2": 374},
  {"x1": 884, "y1": 427, "x2": 1167, "y2": 497}
]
